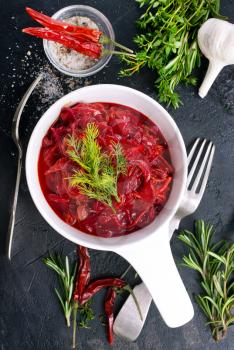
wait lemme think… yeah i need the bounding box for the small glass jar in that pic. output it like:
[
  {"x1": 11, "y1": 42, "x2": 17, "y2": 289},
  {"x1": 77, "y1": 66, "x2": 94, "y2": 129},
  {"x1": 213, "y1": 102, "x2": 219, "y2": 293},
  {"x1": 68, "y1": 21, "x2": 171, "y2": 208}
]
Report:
[{"x1": 43, "y1": 5, "x2": 115, "y2": 77}]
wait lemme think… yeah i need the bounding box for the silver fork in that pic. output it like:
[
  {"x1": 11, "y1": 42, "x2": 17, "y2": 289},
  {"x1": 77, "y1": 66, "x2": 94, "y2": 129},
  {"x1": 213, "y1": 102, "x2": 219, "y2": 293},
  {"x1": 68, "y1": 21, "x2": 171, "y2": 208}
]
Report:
[
  {"x1": 113, "y1": 138, "x2": 215, "y2": 341},
  {"x1": 6, "y1": 74, "x2": 42, "y2": 260}
]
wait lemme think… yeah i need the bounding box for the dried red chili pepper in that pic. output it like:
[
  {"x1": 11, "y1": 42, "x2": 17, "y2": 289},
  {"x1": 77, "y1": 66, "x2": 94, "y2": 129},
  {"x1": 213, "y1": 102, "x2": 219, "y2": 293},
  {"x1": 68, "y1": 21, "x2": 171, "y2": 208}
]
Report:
[
  {"x1": 104, "y1": 288, "x2": 116, "y2": 344},
  {"x1": 80, "y1": 278, "x2": 126, "y2": 305},
  {"x1": 26, "y1": 7, "x2": 102, "y2": 43},
  {"x1": 70, "y1": 246, "x2": 133, "y2": 346},
  {"x1": 73, "y1": 246, "x2": 91, "y2": 302},
  {"x1": 22, "y1": 27, "x2": 102, "y2": 58}
]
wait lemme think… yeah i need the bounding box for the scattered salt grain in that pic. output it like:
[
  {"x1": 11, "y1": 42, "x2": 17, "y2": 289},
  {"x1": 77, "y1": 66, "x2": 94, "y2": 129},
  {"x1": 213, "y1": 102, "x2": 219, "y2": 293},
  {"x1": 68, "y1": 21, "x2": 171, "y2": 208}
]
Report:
[
  {"x1": 1, "y1": 41, "x2": 93, "y2": 114},
  {"x1": 33, "y1": 64, "x2": 93, "y2": 111}
]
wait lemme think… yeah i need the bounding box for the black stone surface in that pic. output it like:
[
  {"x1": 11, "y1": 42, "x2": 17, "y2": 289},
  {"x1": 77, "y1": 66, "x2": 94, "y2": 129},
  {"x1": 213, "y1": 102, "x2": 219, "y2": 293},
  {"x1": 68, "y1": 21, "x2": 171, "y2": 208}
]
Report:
[{"x1": 0, "y1": 1, "x2": 234, "y2": 349}]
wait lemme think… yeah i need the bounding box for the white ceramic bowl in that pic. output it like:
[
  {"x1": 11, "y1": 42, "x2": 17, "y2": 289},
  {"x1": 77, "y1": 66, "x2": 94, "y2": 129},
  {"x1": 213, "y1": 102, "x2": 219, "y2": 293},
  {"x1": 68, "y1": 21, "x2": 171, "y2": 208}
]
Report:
[{"x1": 26, "y1": 84, "x2": 194, "y2": 328}]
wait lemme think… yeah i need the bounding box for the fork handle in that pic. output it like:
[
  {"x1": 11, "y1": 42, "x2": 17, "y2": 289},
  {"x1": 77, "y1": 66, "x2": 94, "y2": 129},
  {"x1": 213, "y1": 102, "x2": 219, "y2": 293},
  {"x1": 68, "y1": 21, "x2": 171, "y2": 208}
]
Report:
[{"x1": 6, "y1": 154, "x2": 23, "y2": 260}]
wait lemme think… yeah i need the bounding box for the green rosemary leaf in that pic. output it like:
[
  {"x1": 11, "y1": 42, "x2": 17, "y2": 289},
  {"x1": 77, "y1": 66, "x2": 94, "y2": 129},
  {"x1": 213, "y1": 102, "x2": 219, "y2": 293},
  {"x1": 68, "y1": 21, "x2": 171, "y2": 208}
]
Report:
[
  {"x1": 212, "y1": 275, "x2": 224, "y2": 298},
  {"x1": 196, "y1": 295, "x2": 213, "y2": 319},
  {"x1": 208, "y1": 252, "x2": 226, "y2": 264},
  {"x1": 55, "y1": 288, "x2": 66, "y2": 313},
  {"x1": 65, "y1": 256, "x2": 70, "y2": 280},
  {"x1": 43, "y1": 256, "x2": 65, "y2": 277},
  {"x1": 182, "y1": 254, "x2": 203, "y2": 275},
  {"x1": 221, "y1": 296, "x2": 234, "y2": 319},
  {"x1": 226, "y1": 317, "x2": 234, "y2": 327},
  {"x1": 203, "y1": 296, "x2": 221, "y2": 314}
]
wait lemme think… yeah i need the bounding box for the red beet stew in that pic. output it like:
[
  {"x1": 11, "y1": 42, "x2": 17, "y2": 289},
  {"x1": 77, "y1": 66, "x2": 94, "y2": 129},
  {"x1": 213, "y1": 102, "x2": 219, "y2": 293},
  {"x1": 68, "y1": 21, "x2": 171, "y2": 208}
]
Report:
[{"x1": 38, "y1": 102, "x2": 173, "y2": 237}]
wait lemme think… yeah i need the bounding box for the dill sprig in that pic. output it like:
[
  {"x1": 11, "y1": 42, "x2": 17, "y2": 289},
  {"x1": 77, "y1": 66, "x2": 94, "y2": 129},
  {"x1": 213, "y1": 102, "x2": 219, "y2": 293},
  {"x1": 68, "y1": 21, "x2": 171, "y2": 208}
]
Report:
[
  {"x1": 66, "y1": 123, "x2": 127, "y2": 209},
  {"x1": 179, "y1": 220, "x2": 234, "y2": 341},
  {"x1": 79, "y1": 300, "x2": 95, "y2": 328},
  {"x1": 112, "y1": 141, "x2": 127, "y2": 180}
]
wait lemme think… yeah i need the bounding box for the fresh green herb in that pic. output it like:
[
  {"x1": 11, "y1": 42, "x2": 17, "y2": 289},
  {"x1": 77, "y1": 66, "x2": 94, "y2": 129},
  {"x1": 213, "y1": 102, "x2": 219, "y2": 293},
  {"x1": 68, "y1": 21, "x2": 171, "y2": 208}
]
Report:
[
  {"x1": 120, "y1": 0, "x2": 225, "y2": 108},
  {"x1": 79, "y1": 300, "x2": 95, "y2": 328},
  {"x1": 66, "y1": 123, "x2": 127, "y2": 210},
  {"x1": 43, "y1": 254, "x2": 95, "y2": 348},
  {"x1": 179, "y1": 220, "x2": 234, "y2": 341},
  {"x1": 112, "y1": 141, "x2": 127, "y2": 180},
  {"x1": 71, "y1": 300, "x2": 95, "y2": 347},
  {"x1": 43, "y1": 254, "x2": 77, "y2": 327}
]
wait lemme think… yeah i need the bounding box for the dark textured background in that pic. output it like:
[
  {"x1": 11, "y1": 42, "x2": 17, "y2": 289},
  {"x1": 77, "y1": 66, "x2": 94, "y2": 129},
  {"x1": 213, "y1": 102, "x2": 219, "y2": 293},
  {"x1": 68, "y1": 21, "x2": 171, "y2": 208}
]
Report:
[{"x1": 0, "y1": 1, "x2": 234, "y2": 349}]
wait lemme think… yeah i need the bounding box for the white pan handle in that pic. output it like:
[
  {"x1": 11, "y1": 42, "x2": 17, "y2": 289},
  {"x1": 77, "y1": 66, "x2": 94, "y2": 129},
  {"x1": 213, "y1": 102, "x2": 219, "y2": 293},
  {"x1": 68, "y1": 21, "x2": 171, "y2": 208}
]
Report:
[{"x1": 115, "y1": 224, "x2": 194, "y2": 328}]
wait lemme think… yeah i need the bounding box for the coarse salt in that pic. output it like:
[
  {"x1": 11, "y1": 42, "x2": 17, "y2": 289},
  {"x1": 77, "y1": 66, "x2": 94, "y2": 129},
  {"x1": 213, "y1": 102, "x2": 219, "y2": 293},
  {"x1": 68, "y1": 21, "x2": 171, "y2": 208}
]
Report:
[{"x1": 48, "y1": 16, "x2": 100, "y2": 72}]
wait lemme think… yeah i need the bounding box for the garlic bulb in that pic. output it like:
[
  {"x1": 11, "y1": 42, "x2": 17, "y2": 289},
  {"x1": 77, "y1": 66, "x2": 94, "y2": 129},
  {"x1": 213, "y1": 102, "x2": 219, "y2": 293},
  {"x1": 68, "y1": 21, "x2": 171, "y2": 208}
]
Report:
[{"x1": 198, "y1": 18, "x2": 234, "y2": 98}]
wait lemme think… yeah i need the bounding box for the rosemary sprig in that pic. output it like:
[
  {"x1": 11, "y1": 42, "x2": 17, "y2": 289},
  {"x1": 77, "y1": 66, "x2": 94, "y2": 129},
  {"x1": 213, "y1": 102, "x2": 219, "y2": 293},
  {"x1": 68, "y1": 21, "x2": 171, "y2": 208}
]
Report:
[
  {"x1": 43, "y1": 254, "x2": 95, "y2": 349},
  {"x1": 120, "y1": 0, "x2": 226, "y2": 108},
  {"x1": 66, "y1": 123, "x2": 127, "y2": 209},
  {"x1": 43, "y1": 254, "x2": 77, "y2": 327},
  {"x1": 179, "y1": 220, "x2": 234, "y2": 341}
]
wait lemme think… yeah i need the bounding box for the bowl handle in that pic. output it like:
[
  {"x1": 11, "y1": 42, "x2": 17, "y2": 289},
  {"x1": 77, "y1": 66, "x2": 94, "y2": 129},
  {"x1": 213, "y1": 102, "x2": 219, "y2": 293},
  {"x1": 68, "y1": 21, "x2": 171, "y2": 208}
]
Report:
[{"x1": 115, "y1": 224, "x2": 194, "y2": 328}]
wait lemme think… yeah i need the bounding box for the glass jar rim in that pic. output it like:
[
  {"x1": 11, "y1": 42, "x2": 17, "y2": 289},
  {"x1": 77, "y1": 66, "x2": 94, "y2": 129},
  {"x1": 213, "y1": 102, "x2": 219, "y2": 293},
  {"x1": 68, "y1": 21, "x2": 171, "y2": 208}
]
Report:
[{"x1": 43, "y1": 5, "x2": 115, "y2": 77}]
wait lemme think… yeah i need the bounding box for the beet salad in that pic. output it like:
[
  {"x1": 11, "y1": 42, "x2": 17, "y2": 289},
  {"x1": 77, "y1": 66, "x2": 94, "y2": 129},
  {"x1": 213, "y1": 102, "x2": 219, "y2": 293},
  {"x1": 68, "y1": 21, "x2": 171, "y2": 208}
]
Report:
[{"x1": 38, "y1": 102, "x2": 174, "y2": 237}]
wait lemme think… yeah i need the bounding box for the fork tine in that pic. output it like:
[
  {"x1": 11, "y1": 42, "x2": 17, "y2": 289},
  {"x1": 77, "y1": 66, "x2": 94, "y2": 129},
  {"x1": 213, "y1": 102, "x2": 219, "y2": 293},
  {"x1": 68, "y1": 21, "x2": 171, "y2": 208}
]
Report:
[
  {"x1": 195, "y1": 144, "x2": 215, "y2": 198},
  {"x1": 187, "y1": 138, "x2": 200, "y2": 166},
  {"x1": 191, "y1": 141, "x2": 213, "y2": 193},
  {"x1": 187, "y1": 139, "x2": 207, "y2": 187}
]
